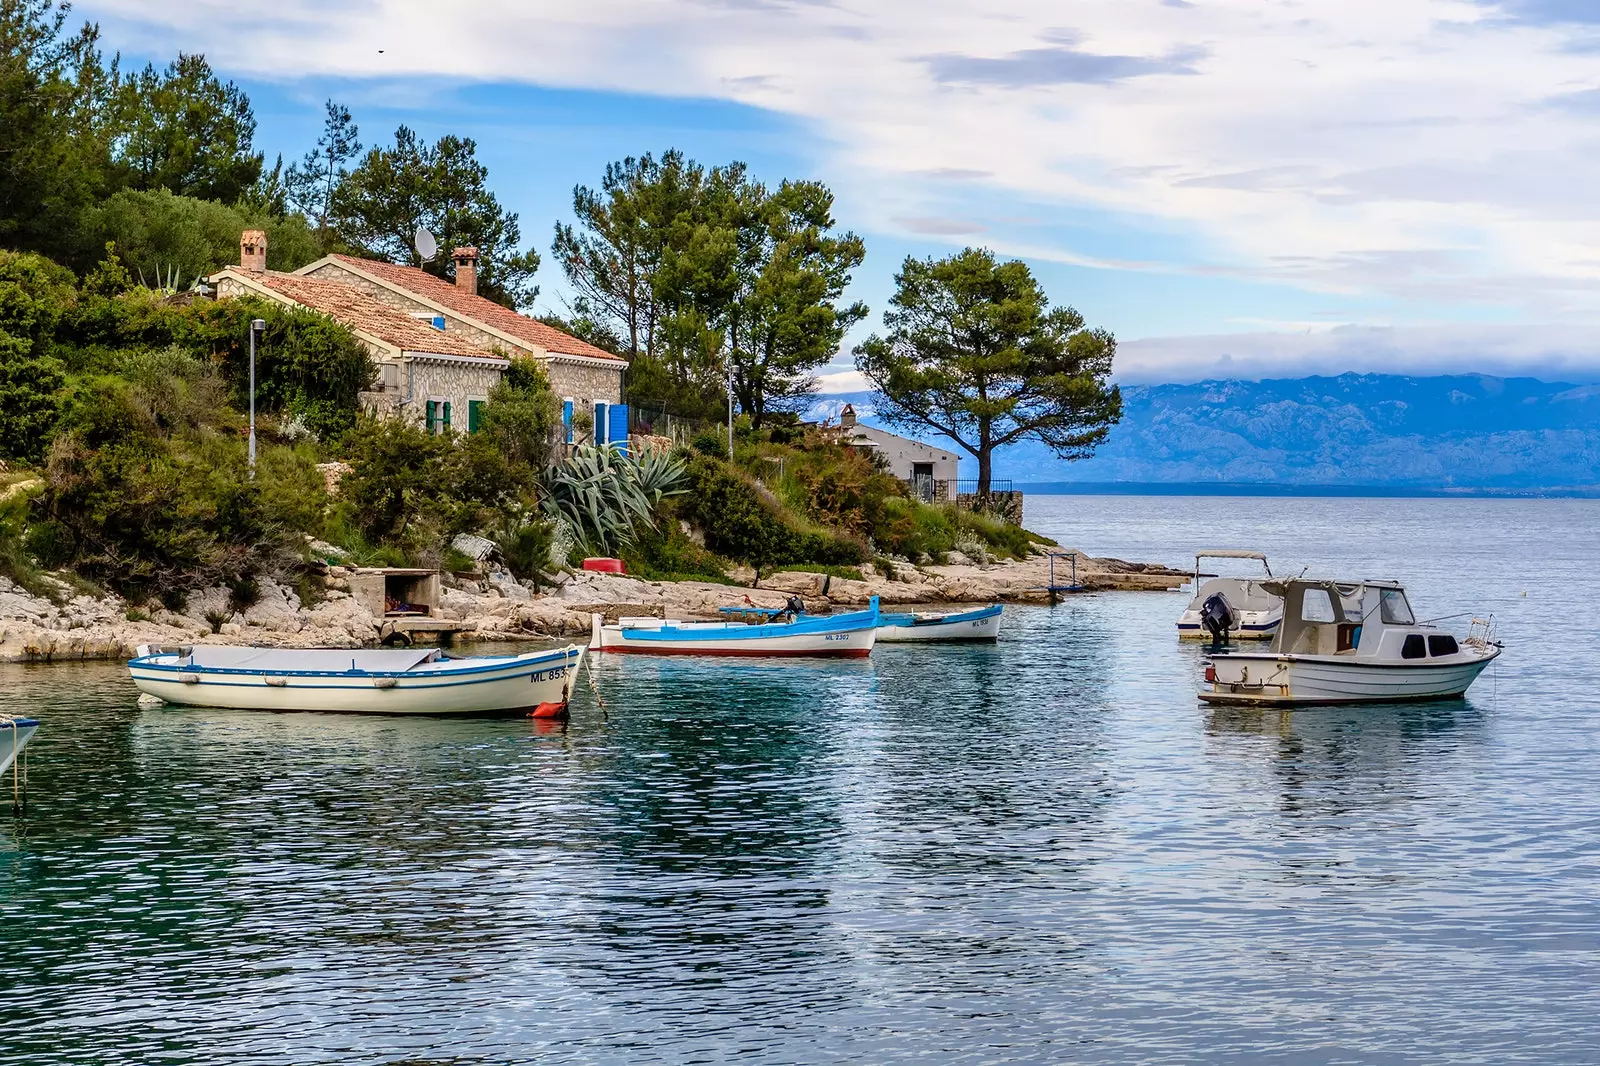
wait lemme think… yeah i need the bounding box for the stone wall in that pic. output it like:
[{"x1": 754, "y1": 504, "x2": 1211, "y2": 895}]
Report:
[
  {"x1": 550, "y1": 360, "x2": 623, "y2": 407},
  {"x1": 363, "y1": 358, "x2": 504, "y2": 430},
  {"x1": 956, "y1": 490, "x2": 1024, "y2": 526}
]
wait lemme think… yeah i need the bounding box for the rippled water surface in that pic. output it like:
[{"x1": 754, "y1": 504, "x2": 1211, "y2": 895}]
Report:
[{"x1": 3, "y1": 496, "x2": 1598, "y2": 1064}]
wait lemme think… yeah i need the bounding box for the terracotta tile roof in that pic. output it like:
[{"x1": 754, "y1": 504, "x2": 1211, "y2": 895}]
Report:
[
  {"x1": 250, "y1": 273, "x2": 491, "y2": 359},
  {"x1": 327, "y1": 254, "x2": 625, "y2": 363}
]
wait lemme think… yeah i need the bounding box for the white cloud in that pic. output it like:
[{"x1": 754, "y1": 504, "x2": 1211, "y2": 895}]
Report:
[{"x1": 87, "y1": 0, "x2": 1600, "y2": 325}]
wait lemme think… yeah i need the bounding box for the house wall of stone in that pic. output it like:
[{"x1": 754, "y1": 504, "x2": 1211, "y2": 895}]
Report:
[
  {"x1": 550, "y1": 361, "x2": 624, "y2": 407},
  {"x1": 361, "y1": 359, "x2": 505, "y2": 431}
]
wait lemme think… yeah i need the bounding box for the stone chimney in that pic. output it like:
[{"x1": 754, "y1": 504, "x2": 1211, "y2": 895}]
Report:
[
  {"x1": 452, "y1": 246, "x2": 479, "y2": 296},
  {"x1": 840, "y1": 403, "x2": 857, "y2": 429},
  {"x1": 240, "y1": 229, "x2": 267, "y2": 272}
]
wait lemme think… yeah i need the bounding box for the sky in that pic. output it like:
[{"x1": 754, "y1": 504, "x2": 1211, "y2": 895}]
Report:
[{"x1": 75, "y1": 0, "x2": 1600, "y2": 385}]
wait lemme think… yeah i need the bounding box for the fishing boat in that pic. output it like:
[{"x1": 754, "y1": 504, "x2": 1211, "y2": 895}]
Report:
[
  {"x1": 1199, "y1": 578, "x2": 1501, "y2": 705},
  {"x1": 1177, "y1": 549, "x2": 1282, "y2": 641},
  {"x1": 1, "y1": 715, "x2": 39, "y2": 776},
  {"x1": 590, "y1": 598, "x2": 880, "y2": 657},
  {"x1": 877, "y1": 604, "x2": 1003, "y2": 643},
  {"x1": 128, "y1": 644, "x2": 585, "y2": 716}
]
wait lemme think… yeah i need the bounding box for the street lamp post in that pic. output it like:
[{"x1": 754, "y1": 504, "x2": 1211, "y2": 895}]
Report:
[{"x1": 249, "y1": 318, "x2": 265, "y2": 478}]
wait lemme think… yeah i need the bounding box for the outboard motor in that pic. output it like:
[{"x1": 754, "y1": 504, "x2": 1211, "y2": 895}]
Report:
[
  {"x1": 1200, "y1": 592, "x2": 1236, "y2": 647},
  {"x1": 784, "y1": 595, "x2": 806, "y2": 621}
]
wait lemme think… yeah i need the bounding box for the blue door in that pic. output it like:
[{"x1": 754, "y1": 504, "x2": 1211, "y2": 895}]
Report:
[
  {"x1": 593, "y1": 401, "x2": 608, "y2": 446},
  {"x1": 608, "y1": 403, "x2": 629, "y2": 454}
]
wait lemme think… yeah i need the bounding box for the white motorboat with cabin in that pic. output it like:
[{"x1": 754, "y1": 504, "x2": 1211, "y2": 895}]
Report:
[
  {"x1": 590, "y1": 599, "x2": 880, "y2": 657},
  {"x1": 1, "y1": 714, "x2": 39, "y2": 776},
  {"x1": 1199, "y1": 578, "x2": 1501, "y2": 705},
  {"x1": 877, "y1": 604, "x2": 1003, "y2": 643},
  {"x1": 128, "y1": 644, "x2": 585, "y2": 716},
  {"x1": 1177, "y1": 549, "x2": 1282, "y2": 641}
]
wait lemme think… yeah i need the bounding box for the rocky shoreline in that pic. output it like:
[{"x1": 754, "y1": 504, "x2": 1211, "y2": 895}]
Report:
[{"x1": 0, "y1": 551, "x2": 1187, "y2": 664}]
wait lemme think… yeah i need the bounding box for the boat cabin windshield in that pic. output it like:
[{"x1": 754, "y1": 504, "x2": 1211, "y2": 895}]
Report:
[{"x1": 1379, "y1": 588, "x2": 1415, "y2": 625}]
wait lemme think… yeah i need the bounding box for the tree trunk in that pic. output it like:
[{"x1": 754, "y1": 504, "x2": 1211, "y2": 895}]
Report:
[{"x1": 977, "y1": 419, "x2": 992, "y2": 499}]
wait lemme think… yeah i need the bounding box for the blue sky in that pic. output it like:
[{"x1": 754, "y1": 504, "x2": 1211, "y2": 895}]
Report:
[{"x1": 79, "y1": 0, "x2": 1600, "y2": 384}]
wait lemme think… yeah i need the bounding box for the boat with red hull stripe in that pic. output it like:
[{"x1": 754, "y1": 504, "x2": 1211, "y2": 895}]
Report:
[{"x1": 590, "y1": 599, "x2": 879, "y2": 658}]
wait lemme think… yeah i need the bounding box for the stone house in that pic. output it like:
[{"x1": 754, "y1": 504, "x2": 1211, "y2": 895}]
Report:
[
  {"x1": 209, "y1": 231, "x2": 628, "y2": 440},
  {"x1": 837, "y1": 404, "x2": 960, "y2": 501}
]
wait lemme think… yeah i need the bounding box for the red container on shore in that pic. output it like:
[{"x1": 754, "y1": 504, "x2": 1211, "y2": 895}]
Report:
[{"x1": 582, "y1": 557, "x2": 626, "y2": 574}]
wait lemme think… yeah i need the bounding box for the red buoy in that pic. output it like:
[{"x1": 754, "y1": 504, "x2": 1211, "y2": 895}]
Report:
[{"x1": 582, "y1": 557, "x2": 626, "y2": 574}]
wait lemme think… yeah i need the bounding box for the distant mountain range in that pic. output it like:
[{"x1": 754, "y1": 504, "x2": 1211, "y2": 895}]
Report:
[{"x1": 808, "y1": 373, "x2": 1600, "y2": 494}]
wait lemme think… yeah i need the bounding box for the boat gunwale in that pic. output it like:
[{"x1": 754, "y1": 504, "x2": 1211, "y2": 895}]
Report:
[
  {"x1": 126, "y1": 646, "x2": 580, "y2": 680},
  {"x1": 1207, "y1": 645, "x2": 1502, "y2": 670},
  {"x1": 614, "y1": 609, "x2": 879, "y2": 642}
]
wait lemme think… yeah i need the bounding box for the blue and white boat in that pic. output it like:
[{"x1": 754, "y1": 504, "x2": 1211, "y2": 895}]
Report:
[
  {"x1": 591, "y1": 598, "x2": 880, "y2": 657},
  {"x1": 877, "y1": 604, "x2": 1003, "y2": 643},
  {"x1": 128, "y1": 644, "x2": 585, "y2": 716},
  {"x1": 1, "y1": 715, "x2": 39, "y2": 775}
]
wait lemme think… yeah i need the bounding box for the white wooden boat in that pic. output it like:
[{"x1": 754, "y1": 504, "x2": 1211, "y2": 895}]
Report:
[
  {"x1": 1177, "y1": 549, "x2": 1282, "y2": 641},
  {"x1": 877, "y1": 604, "x2": 1002, "y2": 643},
  {"x1": 590, "y1": 599, "x2": 880, "y2": 657},
  {"x1": 1200, "y1": 579, "x2": 1501, "y2": 705},
  {"x1": 1, "y1": 715, "x2": 39, "y2": 776},
  {"x1": 128, "y1": 644, "x2": 585, "y2": 716}
]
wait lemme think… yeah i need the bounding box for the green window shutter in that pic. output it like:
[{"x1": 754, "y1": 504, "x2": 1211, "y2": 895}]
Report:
[
  {"x1": 425, "y1": 400, "x2": 437, "y2": 433},
  {"x1": 467, "y1": 400, "x2": 484, "y2": 433},
  {"x1": 443, "y1": 401, "x2": 452, "y2": 432}
]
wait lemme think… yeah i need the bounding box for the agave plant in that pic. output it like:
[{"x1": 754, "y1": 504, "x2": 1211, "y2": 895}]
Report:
[{"x1": 541, "y1": 446, "x2": 687, "y2": 556}]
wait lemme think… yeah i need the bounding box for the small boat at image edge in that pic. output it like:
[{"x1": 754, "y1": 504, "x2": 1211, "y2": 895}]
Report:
[
  {"x1": 1199, "y1": 578, "x2": 1501, "y2": 706},
  {"x1": 877, "y1": 604, "x2": 1003, "y2": 643},
  {"x1": 1, "y1": 715, "x2": 40, "y2": 775},
  {"x1": 127, "y1": 644, "x2": 585, "y2": 716},
  {"x1": 590, "y1": 598, "x2": 880, "y2": 657},
  {"x1": 1177, "y1": 549, "x2": 1283, "y2": 641}
]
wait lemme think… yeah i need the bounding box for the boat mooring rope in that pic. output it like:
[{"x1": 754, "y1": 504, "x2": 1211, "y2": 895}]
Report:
[{"x1": 582, "y1": 648, "x2": 607, "y2": 719}]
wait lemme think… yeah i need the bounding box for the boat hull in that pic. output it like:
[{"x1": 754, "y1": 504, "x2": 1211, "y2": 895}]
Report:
[
  {"x1": 128, "y1": 648, "x2": 584, "y2": 716},
  {"x1": 592, "y1": 605, "x2": 878, "y2": 657},
  {"x1": 1199, "y1": 647, "x2": 1500, "y2": 705},
  {"x1": 0, "y1": 718, "x2": 39, "y2": 775},
  {"x1": 877, "y1": 605, "x2": 1002, "y2": 643}
]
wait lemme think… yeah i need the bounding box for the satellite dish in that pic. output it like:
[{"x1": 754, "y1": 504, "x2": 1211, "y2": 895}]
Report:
[{"x1": 414, "y1": 227, "x2": 438, "y2": 263}]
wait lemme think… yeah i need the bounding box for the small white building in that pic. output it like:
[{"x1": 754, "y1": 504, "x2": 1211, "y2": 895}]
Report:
[{"x1": 839, "y1": 404, "x2": 959, "y2": 501}]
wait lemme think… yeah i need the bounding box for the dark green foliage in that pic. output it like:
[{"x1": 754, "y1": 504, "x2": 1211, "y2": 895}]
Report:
[
  {"x1": 855, "y1": 247, "x2": 1122, "y2": 495},
  {"x1": 331, "y1": 125, "x2": 542, "y2": 308},
  {"x1": 112, "y1": 53, "x2": 262, "y2": 205},
  {"x1": 88, "y1": 189, "x2": 321, "y2": 287},
  {"x1": 691, "y1": 429, "x2": 723, "y2": 456},
  {"x1": 495, "y1": 517, "x2": 554, "y2": 582},
  {"x1": 556, "y1": 150, "x2": 865, "y2": 424},
  {"x1": 619, "y1": 517, "x2": 734, "y2": 584},
  {"x1": 35, "y1": 348, "x2": 324, "y2": 597},
  {"x1": 0, "y1": 0, "x2": 113, "y2": 264},
  {"x1": 478, "y1": 359, "x2": 560, "y2": 470},
  {"x1": 678, "y1": 453, "x2": 865, "y2": 570},
  {"x1": 285, "y1": 100, "x2": 360, "y2": 232},
  {"x1": 0, "y1": 249, "x2": 76, "y2": 458},
  {"x1": 333, "y1": 417, "x2": 455, "y2": 546}
]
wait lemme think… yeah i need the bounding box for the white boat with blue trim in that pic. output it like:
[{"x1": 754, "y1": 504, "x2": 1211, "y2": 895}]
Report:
[
  {"x1": 590, "y1": 599, "x2": 880, "y2": 657},
  {"x1": 877, "y1": 604, "x2": 1002, "y2": 643},
  {"x1": 1, "y1": 714, "x2": 39, "y2": 776},
  {"x1": 1200, "y1": 578, "x2": 1501, "y2": 706},
  {"x1": 128, "y1": 644, "x2": 585, "y2": 716}
]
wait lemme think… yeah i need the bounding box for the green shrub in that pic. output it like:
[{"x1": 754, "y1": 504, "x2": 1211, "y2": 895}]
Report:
[
  {"x1": 678, "y1": 453, "x2": 865, "y2": 570},
  {"x1": 691, "y1": 429, "x2": 723, "y2": 456}
]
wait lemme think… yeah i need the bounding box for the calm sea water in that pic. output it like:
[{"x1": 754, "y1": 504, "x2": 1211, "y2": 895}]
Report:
[{"x1": 2, "y1": 495, "x2": 1597, "y2": 1064}]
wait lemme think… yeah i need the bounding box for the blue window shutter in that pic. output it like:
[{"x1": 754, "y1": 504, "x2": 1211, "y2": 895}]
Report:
[
  {"x1": 594, "y1": 402, "x2": 608, "y2": 446},
  {"x1": 432, "y1": 315, "x2": 445, "y2": 331},
  {"x1": 563, "y1": 399, "x2": 574, "y2": 444},
  {"x1": 609, "y1": 403, "x2": 629, "y2": 453}
]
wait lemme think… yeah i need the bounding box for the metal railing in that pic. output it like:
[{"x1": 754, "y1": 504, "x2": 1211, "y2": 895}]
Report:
[{"x1": 956, "y1": 479, "x2": 1014, "y2": 495}]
